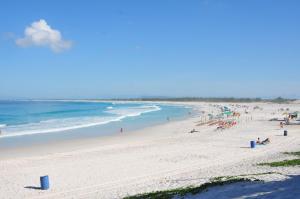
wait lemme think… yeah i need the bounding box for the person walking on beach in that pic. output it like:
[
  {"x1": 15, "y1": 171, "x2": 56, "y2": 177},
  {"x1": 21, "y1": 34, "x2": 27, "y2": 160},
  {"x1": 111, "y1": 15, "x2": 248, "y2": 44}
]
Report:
[{"x1": 120, "y1": 128, "x2": 123, "y2": 133}]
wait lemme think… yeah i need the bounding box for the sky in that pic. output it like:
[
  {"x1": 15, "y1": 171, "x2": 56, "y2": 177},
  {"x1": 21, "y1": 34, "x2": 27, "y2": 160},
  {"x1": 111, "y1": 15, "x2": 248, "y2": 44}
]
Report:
[{"x1": 0, "y1": 0, "x2": 300, "y2": 99}]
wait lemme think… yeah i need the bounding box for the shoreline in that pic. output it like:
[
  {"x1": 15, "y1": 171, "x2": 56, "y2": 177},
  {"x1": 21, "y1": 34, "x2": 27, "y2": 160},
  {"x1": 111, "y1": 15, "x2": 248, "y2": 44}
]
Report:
[
  {"x1": 0, "y1": 112, "x2": 197, "y2": 160},
  {"x1": 0, "y1": 101, "x2": 300, "y2": 198},
  {"x1": 0, "y1": 102, "x2": 199, "y2": 160},
  {"x1": 0, "y1": 101, "x2": 195, "y2": 152}
]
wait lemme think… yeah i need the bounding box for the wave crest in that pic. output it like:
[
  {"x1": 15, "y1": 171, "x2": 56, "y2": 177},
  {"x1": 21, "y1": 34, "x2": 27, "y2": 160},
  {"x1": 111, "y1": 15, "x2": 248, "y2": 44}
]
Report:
[{"x1": 0, "y1": 105, "x2": 161, "y2": 138}]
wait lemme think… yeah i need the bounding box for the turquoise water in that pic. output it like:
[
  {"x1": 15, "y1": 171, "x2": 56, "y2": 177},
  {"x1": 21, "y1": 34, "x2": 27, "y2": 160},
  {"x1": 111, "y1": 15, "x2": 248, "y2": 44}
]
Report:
[{"x1": 0, "y1": 100, "x2": 193, "y2": 148}]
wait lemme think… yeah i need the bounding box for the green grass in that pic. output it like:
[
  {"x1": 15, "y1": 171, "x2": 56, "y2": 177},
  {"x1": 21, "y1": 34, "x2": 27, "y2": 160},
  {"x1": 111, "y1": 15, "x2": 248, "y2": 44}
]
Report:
[
  {"x1": 258, "y1": 151, "x2": 300, "y2": 167},
  {"x1": 258, "y1": 159, "x2": 300, "y2": 167},
  {"x1": 123, "y1": 178, "x2": 253, "y2": 199},
  {"x1": 211, "y1": 172, "x2": 278, "y2": 181}
]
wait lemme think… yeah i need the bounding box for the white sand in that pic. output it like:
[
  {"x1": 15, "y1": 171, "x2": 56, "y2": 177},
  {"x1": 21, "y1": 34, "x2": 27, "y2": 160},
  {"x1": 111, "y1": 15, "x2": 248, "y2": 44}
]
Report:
[{"x1": 0, "y1": 102, "x2": 300, "y2": 199}]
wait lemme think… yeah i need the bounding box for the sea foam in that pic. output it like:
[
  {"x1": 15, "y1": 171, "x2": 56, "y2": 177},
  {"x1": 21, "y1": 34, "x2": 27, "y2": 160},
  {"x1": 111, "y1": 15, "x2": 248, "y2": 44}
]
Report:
[{"x1": 0, "y1": 105, "x2": 161, "y2": 138}]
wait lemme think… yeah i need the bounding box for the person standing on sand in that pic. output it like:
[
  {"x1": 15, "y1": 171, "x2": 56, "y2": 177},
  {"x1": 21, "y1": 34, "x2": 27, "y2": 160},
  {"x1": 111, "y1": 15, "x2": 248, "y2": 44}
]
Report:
[{"x1": 120, "y1": 128, "x2": 123, "y2": 133}]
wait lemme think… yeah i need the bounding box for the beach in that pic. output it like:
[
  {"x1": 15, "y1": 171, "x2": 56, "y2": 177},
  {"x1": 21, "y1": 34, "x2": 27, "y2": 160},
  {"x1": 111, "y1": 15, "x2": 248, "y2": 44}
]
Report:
[{"x1": 1, "y1": 101, "x2": 300, "y2": 199}]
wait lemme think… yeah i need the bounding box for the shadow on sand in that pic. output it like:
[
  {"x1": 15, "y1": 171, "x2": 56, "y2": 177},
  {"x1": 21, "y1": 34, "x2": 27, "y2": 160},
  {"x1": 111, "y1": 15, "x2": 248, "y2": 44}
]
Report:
[
  {"x1": 196, "y1": 174, "x2": 300, "y2": 199},
  {"x1": 240, "y1": 146, "x2": 251, "y2": 149},
  {"x1": 24, "y1": 186, "x2": 41, "y2": 190}
]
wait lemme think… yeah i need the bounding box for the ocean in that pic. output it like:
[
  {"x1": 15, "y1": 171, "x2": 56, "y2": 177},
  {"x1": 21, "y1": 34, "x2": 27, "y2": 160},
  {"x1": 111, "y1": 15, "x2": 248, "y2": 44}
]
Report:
[{"x1": 0, "y1": 100, "x2": 193, "y2": 148}]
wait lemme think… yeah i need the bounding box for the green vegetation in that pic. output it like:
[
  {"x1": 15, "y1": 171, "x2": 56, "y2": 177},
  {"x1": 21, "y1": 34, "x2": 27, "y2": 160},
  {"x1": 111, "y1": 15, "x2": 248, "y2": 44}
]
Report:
[
  {"x1": 97, "y1": 97, "x2": 295, "y2": 103},
  {"x1": 270, "y1": 97, "x2": 295, "y2": 104},
  {"x1": 258, "y1": 159, "x2": 300, "y2": 167},
  {"x1": 259, "y1": 151, "x2": 300, "y2": 167},
  {"x1": 211, "y1": 172, "x2": 278, "y2": 181},
  {"x1": 124, "y1": 172, "x2": 283, "y2": 199},
  {"x1": 123, "y1": 177, "x2": 253, "y2": 199}
]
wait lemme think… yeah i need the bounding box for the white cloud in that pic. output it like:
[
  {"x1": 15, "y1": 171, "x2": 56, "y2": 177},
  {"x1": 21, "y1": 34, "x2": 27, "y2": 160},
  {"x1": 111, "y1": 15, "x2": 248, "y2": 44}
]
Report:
[{"x1": 16, "y1": 19, "x2": 72, "y2": 52}]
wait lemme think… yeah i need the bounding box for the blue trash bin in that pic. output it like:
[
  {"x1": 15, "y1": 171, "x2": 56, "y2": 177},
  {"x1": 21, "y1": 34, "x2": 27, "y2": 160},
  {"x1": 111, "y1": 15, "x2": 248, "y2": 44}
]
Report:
[
  {"x1": 250, "y1": 141, "x2": 255, "y2": 148},
  {"x1": 40, "y1": 175, "x2": 49, "y2": 190}
]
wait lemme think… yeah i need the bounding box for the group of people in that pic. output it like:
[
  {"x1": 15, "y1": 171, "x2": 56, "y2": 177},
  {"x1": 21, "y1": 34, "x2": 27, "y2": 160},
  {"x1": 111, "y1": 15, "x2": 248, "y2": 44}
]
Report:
[{"x1": 216, "y1": 120, "x2": 237, "y2": 131}]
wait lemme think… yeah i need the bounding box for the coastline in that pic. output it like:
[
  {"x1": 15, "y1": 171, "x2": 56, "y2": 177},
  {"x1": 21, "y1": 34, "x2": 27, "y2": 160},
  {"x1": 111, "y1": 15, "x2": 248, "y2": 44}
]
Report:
[
  {"x1": 0, "y1": 101, "x2": 193, "y2": 151},
  {"x1": 0, "y1": 107, "x2": 197, "y2": 160},
  {"x1": 0, "y1": 101, "x2": 300, "y2": 198}
]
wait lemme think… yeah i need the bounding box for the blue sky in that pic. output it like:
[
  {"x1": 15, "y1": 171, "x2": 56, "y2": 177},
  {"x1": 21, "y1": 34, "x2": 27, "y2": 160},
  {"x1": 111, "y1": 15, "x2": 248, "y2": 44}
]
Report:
[{"x1": 0, "y1": 0, "x2": 299, "y2": 99}]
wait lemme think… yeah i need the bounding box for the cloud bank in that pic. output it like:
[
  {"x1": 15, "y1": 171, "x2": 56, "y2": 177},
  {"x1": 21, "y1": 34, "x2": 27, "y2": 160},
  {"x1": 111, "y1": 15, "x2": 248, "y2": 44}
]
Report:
[{"x1": 16, "y1": 19, "x2": 72, "y2": 52}]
